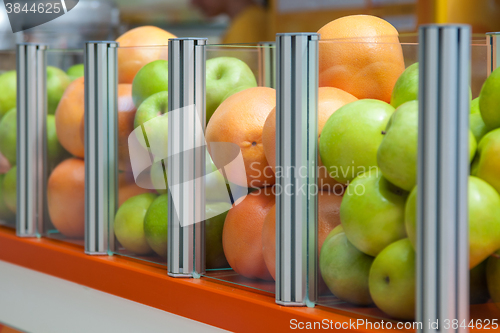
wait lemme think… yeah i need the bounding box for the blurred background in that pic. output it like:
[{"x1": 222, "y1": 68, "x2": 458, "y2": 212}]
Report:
[{"x1": 2, "y1": 0, "x2": 500, "y2": 49}]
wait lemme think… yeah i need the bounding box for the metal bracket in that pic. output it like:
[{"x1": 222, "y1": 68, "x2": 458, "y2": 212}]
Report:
[
  {"x1": 258, "y1": 41, "x2": 276, "y2": 88},
  {"x1": 167, "y1": 38, "x2": 207, "y2": 277},
  {"x1": 84, "y1": 41, "x2": 118, "y2": 255},
  {"x1": 417, "y1": 25, "x2": 470, "y2": 332},
  {"x1": 16, "y1": 43, "x2": 47, "y2": 237},
  {"x1": 486, "y1": 32, "x2": 500, "y2": 72},
  {"x1": 275, "y1": 33, "x2": 319, "y2": 306}
]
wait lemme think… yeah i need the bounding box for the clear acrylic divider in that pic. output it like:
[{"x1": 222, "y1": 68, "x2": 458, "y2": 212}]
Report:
[
  {"x1": 42, "y1": 49, "x2": 85, "y2": 246},
  {"x1": 109, "y1": 45, "x2": 169, "y2": 267},
  {"x1": 315, "y1": 31, "x2": 500, "y2": 326},
  {"x1": 201, "y1": 43, "x2": 276, "y2": 294},
  {"x1": 0, "y1": 50, "x2": 17, "y2": 228}
]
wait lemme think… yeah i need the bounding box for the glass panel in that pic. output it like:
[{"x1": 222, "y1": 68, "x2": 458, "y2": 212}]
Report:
[
  {"x1": 44, "y1": 49, "x2": 85, "y2": 246},
  {"x1": 202, "y1": 43, "x2": 275, "y2": 294},
  {"x1": 315, "y1": 32, "x2": 500, "y2": 323},
  {"x1": 109, "y1": 45, "x2": 169, "y2": 267},
  {"x1": 0, "y1": 50, "x2": 17, "y2": 228}
]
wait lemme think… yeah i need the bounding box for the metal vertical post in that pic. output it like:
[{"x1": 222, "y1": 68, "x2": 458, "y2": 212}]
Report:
[
  {"x1": 16, "y1": 43, "x2": 47, "y2": 237},
  {"x1": 84, "y1": 41, "x2": 118, "y2": 255},
  {"x1": 487, "y1": 32, "x2": 500, "y2": 72},
  {"x1": 168, "y1": 38, "x2": 207, "y2": 277},
  {"x1": 258, "y1": 41, "x2": 276, "y2": 88},
  {"x1": 418, "y1": 25, "x2": 470, "y2": 332},
  {"x1": 275, "y1": 33, "x2": 319, "y2": 306}
]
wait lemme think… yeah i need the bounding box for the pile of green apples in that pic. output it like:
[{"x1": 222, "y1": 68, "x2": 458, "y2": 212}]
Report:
[
  {"x1": 319, "y1": 62, "x2": 500, "y2": 320},
  {"x1": 0, "y1": 64, "x2": 82, "y2": 224},
  {"x1": 113, "y1": 56, "x2": 256, "y2": 268}
]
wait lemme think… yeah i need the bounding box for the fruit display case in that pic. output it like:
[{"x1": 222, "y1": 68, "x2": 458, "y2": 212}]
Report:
[
  {"x1": 201, "y1": 42, "x2": 276, "y2": 294},
  {"x1": 105, "y1": 43, "x2": 170, "y2": 265},
  {"x1": 0, "y1": 49, "x2": 17, "y2": 229},
  {"x1": 272, "y1": 24, "x2": 500, "y2": 323},
  {"x1": 42, "y1": 48, "x2": 85, "y2": 245}
]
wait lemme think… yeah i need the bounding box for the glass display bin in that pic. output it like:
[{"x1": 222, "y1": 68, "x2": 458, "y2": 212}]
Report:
[
  {"x1": 201, "y1": 42, "x2": 275, "y2": 294},
  {"x1": 0, "y1": 49, "x2": 17, "y2": 229},
  {"x1": 108, "y1": 44, "x2": 170, "y2": 266},
  {"x1": 40, "y1": 49, "x2": 86, "y2": 245},
  {"x1": 308, "y1": 31, "x2": 500, "y2": 324}
]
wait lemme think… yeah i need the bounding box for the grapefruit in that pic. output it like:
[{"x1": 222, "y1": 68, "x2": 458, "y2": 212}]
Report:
[
  {"x1": 116, "y1": 26, "x2": 176, "y2": 84},
  {"x1": 262, "y1": 87, "x2": 357, "y2": 190},
  {"x1": 223, "y1": 189, "x2": 275, "y2": 280},
  {"x1": 206, "y1": 87, "x2": 276, "y2": 188},
  {"x1": 262, "y1": 191, "x2": 343, "y2": 281},
  {"x1": 318, "y1": 15, "x2": 405, "y2": 103},
  {"x1": 47, "y1": 158, "x2": 85, "y2": 238},
  {"x1": 55, "y1": 77, "x2": 85, "y2": 158}
]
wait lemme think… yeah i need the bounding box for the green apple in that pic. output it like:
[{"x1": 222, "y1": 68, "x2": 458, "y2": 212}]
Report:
[
  {"x1": 486, "y1": 253, "x2": 500, "y2": 309},
  {"x1": 0, "y1": 110, "x2": 68, "y2": 168},
  {"x1": 132, "y1": 60, "x2": 168, "y2": 108},
  {"x1": 369, "y1": 238, "x2": 415, "y2": 320},
  {"x1": 206, "y1": 57, "x2": 257, "y2": 122},
  {"x1": 471, "y1": 96, "x2": 480, "y2": 114},
  {"x1": 340, "y1": 170, "x2": 407, "y2": 256},
  {"x1": 144, "y1": 194, "x2": 168, "y2": 258},
  {"x1": 405, "y1": 176, "x2": 500, "y2": 269},
  {"x1": 319, "y1": 99, "x2": 395, "y2": 184},
  {"x1": 66, "y1": 64, "x2": 84, "y2": 81},
  {"x1": 377, "y1": 100, "x2": 418, "y2": 191},
  {"x1": 0, "y1": 71, "x2": 16, "y2": 119},
  {"x1": 47, "y1": 66, "x2": 71, "y2": 115},
  {"x1": 479, "y1": 66, "x2": 500, "y2": 130},
  {"x1": 472, "y1": 128, "x2": 500, "y2": 194},
  {"x1": 134, "y1": 91, "x2": 168, "y2": 148},
  {"x1": 319, "y1": 226, "x2": 374, "y2": 305},
  {"x1": 470, "y1": 113, "x2": 488, "y2": 143},
  {"x1": 378, "y1": 101, "x2": 477, "y2": 191},
  {"x1": 470, "y1": 259, "x2": 490, "y2": 304},
  {"x1": 0, "y1": 109, "x2": 16, "y2": 165},
  {"x1": 206, "y1": 201, "x2": 231, "y2": 269},
  {"x1": 390, "y1": 62, "x2": 418, "y2": 109},
  {"x1": 3, "y1": 166, "x2": 16, "y2": 214},
  {"x1": 114, "y1": 193, "x2": 157, "y2": 255},
  {"x1": 0, "y1": 174, "x2": 15, "y2": 220}
]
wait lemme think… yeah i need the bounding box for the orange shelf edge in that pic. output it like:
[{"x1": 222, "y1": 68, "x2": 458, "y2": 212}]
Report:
[{"x1": 0, "y1": 226, "x2": 388, "y2": 333}]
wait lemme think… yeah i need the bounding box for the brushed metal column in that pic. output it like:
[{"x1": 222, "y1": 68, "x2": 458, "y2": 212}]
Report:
[
  {"x1": 16, "y1": 43, "x2": 47, "y2": 237},
  {"x1": 168, "y1": 38, "x2": 207, "y2": 277},
  {"x1": 487, "y1": 32, "x2": 500, "y2": 72},
  {"x1": 417, "y1": 25, "x2": 470, "y2": 333},
  {"x1": 258, "y1": 41, "x2": 276, "y2": 88},
  {"x1": 275, "y1": 33, "x2": 319, "y2": 306},
  {"x1": 84, "y1": 41, "x2": 118, "y2": 255}
]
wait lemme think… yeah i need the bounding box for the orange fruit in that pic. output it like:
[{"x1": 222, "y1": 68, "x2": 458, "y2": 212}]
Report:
[
  {"x1": 47, "y1": 158, "x2": 85, "y2": 238},
  {"x1": 118, "y1": 171, "x2": 154, "y2": 206},
  {"x1": 55, "y1": 77, "x2": 85, "y2": 158},
  {"x1": 223, "y1": 189, "x2": 275, "y2": 280},
  {"x1": 79, "y1": 84, "x2": 136, "y2": 172},
  {"x1": 318, "y1": 15, "x2": 405, "y2": 103},
  {"x1": 262, "y1": 87, "x2": 357, "y2": 190},
  {"x1": 116, "y1": 26, "x2": 176, "y2": 84},
  {"x1": 262, "y1": 191, "x2": 342, "y2": 281},
  {"x1": 206, "y1": 87, "x2": 276, "y2": 188}
]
